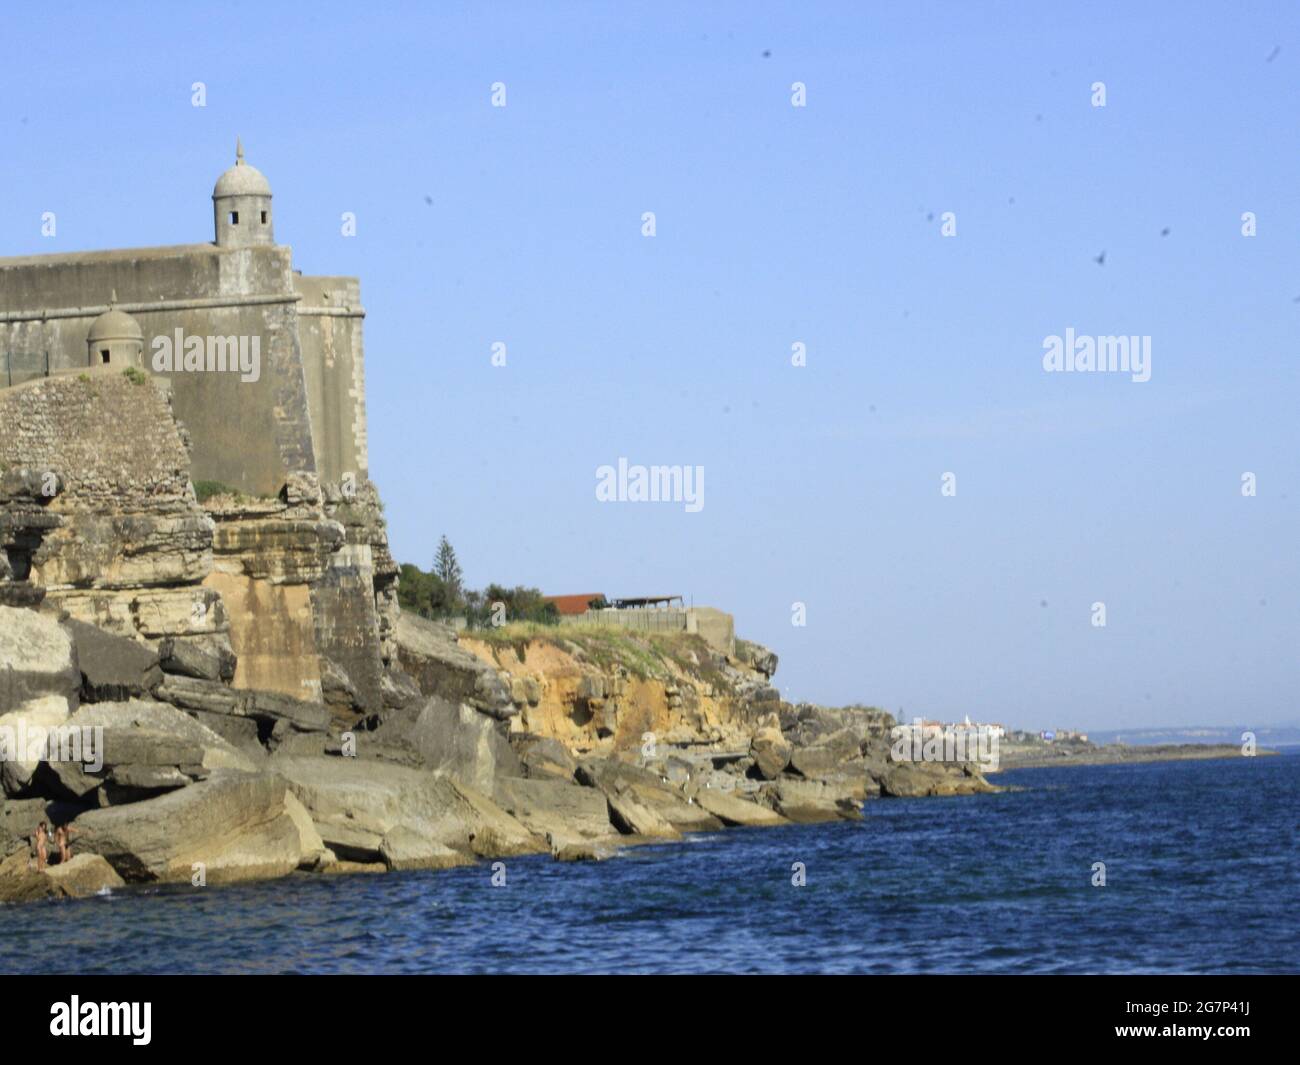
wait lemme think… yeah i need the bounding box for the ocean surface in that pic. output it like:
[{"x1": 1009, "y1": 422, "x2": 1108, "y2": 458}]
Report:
[{"x1": 2, "y1": 752, "x2": 1296, "y2": 974}]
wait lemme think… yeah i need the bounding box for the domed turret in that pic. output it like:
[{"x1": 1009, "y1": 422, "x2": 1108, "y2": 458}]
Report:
[
  {"x1": 213, "y1": 139, "x2": 274, "y2": 247},
  {"x1": 86, "y1": 295, "x2": 144, "y2": 369}
]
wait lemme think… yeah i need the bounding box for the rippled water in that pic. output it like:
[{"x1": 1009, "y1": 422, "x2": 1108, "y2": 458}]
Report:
[{"x1": 2, "y1": 753, "x2": 1295, "y2": 974}]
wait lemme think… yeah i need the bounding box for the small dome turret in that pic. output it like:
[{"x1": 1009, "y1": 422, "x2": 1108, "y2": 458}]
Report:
[
  {"x1": 86, "y1": 295, "x2": 144, "y2": 369},
  {"x1": 213, "y1": 139, "x2": 274, "y2": 247}
]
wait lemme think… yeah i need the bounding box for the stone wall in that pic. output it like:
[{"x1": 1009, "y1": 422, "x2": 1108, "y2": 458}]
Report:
[
  {"x1": 295, "y1": 275, "x2": 369, "y2": 484},
  {"x1": 0, "y1": 244, "x2": 315, "y2": 498},
  {"x1": 0, "y1": 374, "x2": 220, "y2": 642}
]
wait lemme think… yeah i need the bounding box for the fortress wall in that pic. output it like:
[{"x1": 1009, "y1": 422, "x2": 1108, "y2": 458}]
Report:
[
  {"x1": 0, "y1": 245, "x2": 316, "y2": 498},
  {"x1": 0, "y1": 374, "x2": 221, "y2": 640},
  {"x1": 295, "y1": 275, "x2": 368, "y2": 484}
]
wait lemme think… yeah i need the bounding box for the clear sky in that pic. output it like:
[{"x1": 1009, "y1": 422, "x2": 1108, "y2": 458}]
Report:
[{"x1": 2, "y1": 1, "x2": 1296, "y2": 731}]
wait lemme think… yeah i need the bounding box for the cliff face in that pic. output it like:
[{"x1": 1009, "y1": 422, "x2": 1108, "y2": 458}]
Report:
[{"x1": 0, "y1": 373, "x2": 398, "y2": 715}]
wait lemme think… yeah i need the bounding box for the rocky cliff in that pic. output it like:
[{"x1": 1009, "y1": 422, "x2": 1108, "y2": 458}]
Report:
[{"x1": 1, "y1": 373, "x2": 995, "y2": 904}]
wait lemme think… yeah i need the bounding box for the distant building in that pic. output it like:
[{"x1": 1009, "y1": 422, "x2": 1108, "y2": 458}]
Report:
[{"x1": 543, "y1": 593, "x2": 605, "y2": 616}]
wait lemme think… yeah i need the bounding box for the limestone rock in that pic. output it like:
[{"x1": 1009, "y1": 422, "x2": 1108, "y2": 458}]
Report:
[
  {"x1": 271, "y1": 755, "x2": 545, "y2": 864},
  {"x1": 493, "y1": 776, "x2": 617, "y2": 842},
  {"x1": 395, "y1": 612, "x2": 516, "y2": 719},
  {"x1": 694, "y1": 785, "x2": 789, "y2": 827},
  {"x1": 63, "y1": 619, "x2": 162, "y2": 702},
  {"x1": 74, "y1": 768, "x2": 304, "y2": 883},
  {"x1": 511, "y1": 734, "x2": 578, "y2": 782},
  {"x1": 0, "y1": 605, "x2": 79, "y2": 713},
  {"x1": 378, "y1": 825, "x2": 474, "y2": 872},
  {"x1": 157, "y1": 635, "x2": 237, "y2": 684},
  {"x1": 43, "y1": 852, "x2": 125, "y2": 897},
  {"x1": 750, "y1": 726, "x2": 792, "y2": 780},
  {"x1": 0, "y1": 694, "x2": 73, "y2": 795}
]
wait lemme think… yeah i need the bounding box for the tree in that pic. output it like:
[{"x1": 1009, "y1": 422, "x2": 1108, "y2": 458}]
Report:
[{"x1": 433, "y1": 535, "x2": 463, "y2": 612}]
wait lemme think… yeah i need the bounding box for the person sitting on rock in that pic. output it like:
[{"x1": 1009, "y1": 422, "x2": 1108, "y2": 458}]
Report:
[{"x1": 34, "y1": 822, "x2": 48, "y2": 872}]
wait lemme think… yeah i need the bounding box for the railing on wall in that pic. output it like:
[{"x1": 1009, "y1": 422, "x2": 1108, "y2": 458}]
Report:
[{"x1": 2, "y1": 351, "x2": 50, "y2": 388}]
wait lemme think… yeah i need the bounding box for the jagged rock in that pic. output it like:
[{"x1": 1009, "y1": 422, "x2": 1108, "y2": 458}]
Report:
[
  {"x1": 0, "y1": 605, "x2": 79, "y2": 714},
  {"x1": 0, "y1": 850, "x2": 59, "y2": 902},
  {"x1": 694, "y1": 785, "x2": 789, "y2": 827},
  {"x1": 576, "y1": 758, "x2": 723, "y2": 834},
  {"x1": 379, "y1": 825, "x2": 474, "y2": 872},
  {"x1": 183, "y1": 710, "x2": 264, "y2": 760},
  {"x1": 372, "y1": 697, "x2": 521, "y2": 792},
  {"x1": 0, "y1": 694, "x2": 74, "y2": 796},
  {"x1": 99, "y1": 765, "x2": 196, "y2": 805},
  {"x1": 877, "y1": 759, "x2": 996, "y2": 797},
  {"x1": 319, "y1": 656, "x2": 361, "y2": 713},
  {"x1": 380, "y1": 669, "x2": 422, "y2": 710},
  {"x1": 65, "y1": 700, "x2": 259, "y2": 773},
  {"x1": 768, "y1": 779, "x2": 863, "y2": 824},
  {"x1": 734, "y1": 638, "x2": 779, "y2": 678},
  {"x1": 603, "y1": 789, "x2": 680, "y2": 839},
  {"x1": 282, "y1": 790, "x2": 332, "y2": 870},
  {"x1": 271, "y1": 755, "x2": 545, "y2": 864},
  {"x1": 63, "y1": 619, "x2": 162, "y2": 702},
  {"x1": 247, "y1": 690, "x2": 331, "y2": 733},
  {"x1": 154, "y1": 676, "x2": 329, "y2": 735},
  {"x1": 74, "y1": 768, "x2": 305, "y2": 883},
  {"x1": 493, "y1": 777, "x2": 617, "y2": 842},
  {"x1": 511, "y1": 734, "x2": 578, "y2": 782},
  {"x1": 788, "y1": 729, "x2": 862, "y2": 780},
  {"x1": 750, "y1": 726, "x2": 792, "y2": 780},
  {"x1": 395, "y1": 612, "x2": 516, "y2": 719},
  {"x1": 157, "y1": 635, "x2": 236, "y2": 684},
  {"x1": 43, "y1": 853, "x2": 126, "y2": 896}
]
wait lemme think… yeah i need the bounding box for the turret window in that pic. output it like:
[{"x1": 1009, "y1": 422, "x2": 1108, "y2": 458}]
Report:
[
  {"x1": 100, "y1": 350, "x2": 110, "y2": 364},
  {"x1": 261, "y1": 211, "x2": 268, "y2": 224},
  {"x1": 230, "y1": 211, "x2": 239, "y2": 225}
]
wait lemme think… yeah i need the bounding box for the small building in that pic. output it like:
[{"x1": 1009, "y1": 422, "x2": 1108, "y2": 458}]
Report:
[{"x1": 543, "y1": 593, "x2": 606, "y2": 616}]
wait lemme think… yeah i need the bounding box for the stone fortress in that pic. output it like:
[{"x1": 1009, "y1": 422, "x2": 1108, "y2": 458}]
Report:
[
  {"x1": 0, "y1": 144, "x2": 397, "y2": 713},
  {"x1": 0, "y1": 145, "x2": 996, "y2": 899}
]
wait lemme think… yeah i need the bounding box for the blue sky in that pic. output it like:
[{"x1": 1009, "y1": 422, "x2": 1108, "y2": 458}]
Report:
[{"x1": 2, "y1": 1, "x2": 1297, "y2": 730}]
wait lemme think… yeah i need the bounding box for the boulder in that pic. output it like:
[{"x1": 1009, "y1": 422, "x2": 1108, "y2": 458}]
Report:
[
  {"x1": 379, "y1": 825, "x2": 474, "y2": 872},
  {"x1": 380, "y1": 669, "x2": 422, "y2": 710},
  {"x1": 66, "y1": 700, "x2": 260, "y2": 773},
  {"x1": 750, "y1": 726, "x2": 792, "y2": 780},
  {"x1": 43, "y1": 853, "x2": 125, "y2": 897},
  {"x1": 734, "y1": 638, "x2": 779, "y2": 678},
  {"x1": 74, "y1": 768, "x2": 305, "y2": 883},
  {"x1": 0, "y1": 694, "x2": 73, "y2": 796},
  {"x1": 493, "y1": 776, "x2": 617, "y2": 842},
  {"x1": 512, "y1": 734, "x2": 578, "y2": 782},
  {"x1": 603, "y1": 790, "x2": 680, "y2": 839},
  {"x1": 272, "y1": 755, "x2": 545, "y2": 864},
  {"x1": 363, "y1": 696, "x2": 520, "y2": 792},
  {"x1": 575, "y1": 758, "x2": 720, "y2": 834},
  {"x1": 694, "y1": 786, "x2": 789, "y2": 827},
  {"x1": 0, "y1": 605, "x2": 79, "y2": 713},
  {"x1": 63, "y1": 619, "x2": 162, "y2": 702},
  {"x1": 768, "y1": 779, "x2": 863, "y2": 824},
  {"x1": 394, "y1": 612, "x2": 516, "y2": 719},
  {"x1": 157, "y1": 635, "x2": 236, "y2": 684},
  {"x1": 282, "y1": 790, "x2": 332, "y2": 870},
  {"x1": 788, "y1": 729, "x2": 862, "y2": 780}
]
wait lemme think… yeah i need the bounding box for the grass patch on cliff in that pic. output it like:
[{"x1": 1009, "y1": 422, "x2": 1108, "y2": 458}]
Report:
[
  {"x1": 467, "y1": 621, "x2": 718, "y2": 682},
  {"x1": 193, "y1": 479, "x2": 247, "y2": 503}
]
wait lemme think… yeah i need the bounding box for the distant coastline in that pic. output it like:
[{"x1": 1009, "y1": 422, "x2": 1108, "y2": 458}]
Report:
[{"x1": 993, "y1": 742, "x2": 1278, "y2": 772}]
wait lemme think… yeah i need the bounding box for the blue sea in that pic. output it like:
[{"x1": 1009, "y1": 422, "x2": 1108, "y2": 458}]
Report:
[{"x1": 2, "y1": 753, "x2": 1296, "y2": 974}]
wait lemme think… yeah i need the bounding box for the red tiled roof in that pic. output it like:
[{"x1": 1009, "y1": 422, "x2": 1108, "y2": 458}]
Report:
[{"x1": 544, "y1": 593, "x2": 604, "y2": 616}]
